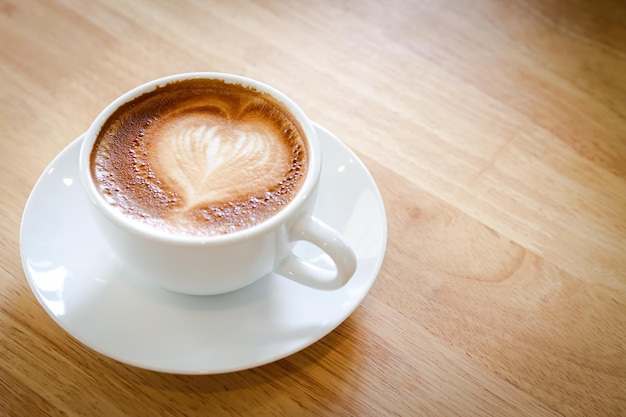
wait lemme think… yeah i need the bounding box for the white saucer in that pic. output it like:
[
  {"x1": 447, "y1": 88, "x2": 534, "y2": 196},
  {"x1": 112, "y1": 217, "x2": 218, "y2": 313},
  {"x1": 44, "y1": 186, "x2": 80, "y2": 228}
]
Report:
[{"x1": 20, "y1": 123, "x2": 387, "y2": 374}]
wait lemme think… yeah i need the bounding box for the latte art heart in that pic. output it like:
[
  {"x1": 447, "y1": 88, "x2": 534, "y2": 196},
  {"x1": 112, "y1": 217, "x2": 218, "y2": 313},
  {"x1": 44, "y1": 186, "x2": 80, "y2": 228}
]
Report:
[
  {"x1": 90, "y1": 78, "x2": 308, "y2": 237},
  {"x1": 150, "y1": 113, "x2": 291, "y2": 209}
]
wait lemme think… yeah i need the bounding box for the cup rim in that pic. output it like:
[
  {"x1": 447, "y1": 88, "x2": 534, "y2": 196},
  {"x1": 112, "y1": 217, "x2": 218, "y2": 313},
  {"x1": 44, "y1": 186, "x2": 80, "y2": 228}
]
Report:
[{"x1": 79, "y1": 72, "x2": 320, "y2": 246}]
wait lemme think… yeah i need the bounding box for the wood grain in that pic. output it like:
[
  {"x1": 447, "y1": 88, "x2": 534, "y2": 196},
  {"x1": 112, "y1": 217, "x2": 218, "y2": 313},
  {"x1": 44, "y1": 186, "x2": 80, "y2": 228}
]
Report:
[{"x1": 1, "y1": 0, "x2": 625, "y2": 416}]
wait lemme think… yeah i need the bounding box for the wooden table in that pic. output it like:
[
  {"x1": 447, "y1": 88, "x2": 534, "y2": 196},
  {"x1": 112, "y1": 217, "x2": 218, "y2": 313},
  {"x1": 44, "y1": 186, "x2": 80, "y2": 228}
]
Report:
[{"x1": 2, "y1": 0, "x2": 625, "y2": 415}]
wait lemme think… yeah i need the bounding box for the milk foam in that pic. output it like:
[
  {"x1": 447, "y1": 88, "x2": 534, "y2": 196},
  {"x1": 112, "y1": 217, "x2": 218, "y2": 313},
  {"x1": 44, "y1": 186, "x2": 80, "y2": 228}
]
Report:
[{"x1": 149, "y1": 111, "x2": 292, "y2": 210}]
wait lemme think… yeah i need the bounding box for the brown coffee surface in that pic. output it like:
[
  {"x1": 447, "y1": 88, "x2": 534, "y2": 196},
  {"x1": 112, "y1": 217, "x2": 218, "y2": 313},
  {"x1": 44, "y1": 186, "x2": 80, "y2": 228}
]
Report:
[{"x1": 91, "y1": 78, "x2": 308, "y2": 236}]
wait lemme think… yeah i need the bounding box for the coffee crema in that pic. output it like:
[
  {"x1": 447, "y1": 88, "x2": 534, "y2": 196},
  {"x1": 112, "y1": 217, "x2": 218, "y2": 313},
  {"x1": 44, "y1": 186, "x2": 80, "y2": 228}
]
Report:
[{"x1": 91, "y1": 78, "x2": 308, "y2": 237}]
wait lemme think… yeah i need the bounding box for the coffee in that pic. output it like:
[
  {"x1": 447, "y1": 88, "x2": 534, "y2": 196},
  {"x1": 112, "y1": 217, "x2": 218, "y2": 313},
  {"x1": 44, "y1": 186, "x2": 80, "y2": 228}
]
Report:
[{"x1": 90, "y1": 78, "x2": 308, "y2": 237}]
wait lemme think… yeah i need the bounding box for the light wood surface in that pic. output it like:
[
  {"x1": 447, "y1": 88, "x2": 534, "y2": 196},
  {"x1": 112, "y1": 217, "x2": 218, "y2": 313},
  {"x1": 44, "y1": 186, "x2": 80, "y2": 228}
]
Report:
[{"x1": 2, "y1": 0, "x2": 625, "y2": 416}]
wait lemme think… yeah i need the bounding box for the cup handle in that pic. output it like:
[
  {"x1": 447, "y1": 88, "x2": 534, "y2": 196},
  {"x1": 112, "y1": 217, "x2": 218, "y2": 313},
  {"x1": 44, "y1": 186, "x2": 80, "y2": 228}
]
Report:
[{"x1": 275, "y1": 216, "x2": 357, "y2": 290}]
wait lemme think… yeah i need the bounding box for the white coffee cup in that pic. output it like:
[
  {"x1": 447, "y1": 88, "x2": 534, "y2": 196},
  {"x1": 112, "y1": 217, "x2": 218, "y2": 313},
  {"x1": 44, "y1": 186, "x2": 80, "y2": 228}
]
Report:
[{"x1": 79, "y1": 73, "x2": 357, "y2": 295}]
